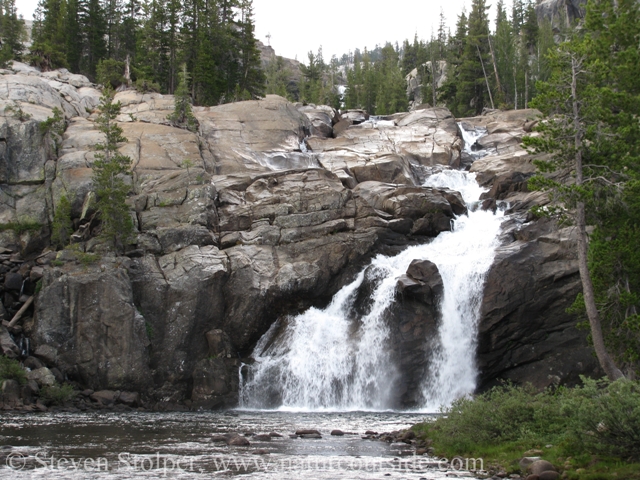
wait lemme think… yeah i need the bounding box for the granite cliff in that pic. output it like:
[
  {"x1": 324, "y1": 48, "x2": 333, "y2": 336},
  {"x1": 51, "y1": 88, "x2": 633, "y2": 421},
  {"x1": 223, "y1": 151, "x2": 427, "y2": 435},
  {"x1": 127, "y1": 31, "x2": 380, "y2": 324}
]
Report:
[{"x1": 0, "y1": 62, "x2": 599, "y2": 411}]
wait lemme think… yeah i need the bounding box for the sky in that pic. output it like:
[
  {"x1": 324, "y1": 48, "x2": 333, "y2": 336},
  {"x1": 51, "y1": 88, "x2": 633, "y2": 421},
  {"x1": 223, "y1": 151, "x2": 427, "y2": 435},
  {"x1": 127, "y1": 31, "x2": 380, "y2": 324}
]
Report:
[{"x1": 16, "y1": 0, "x2": 494, "y2": 63}]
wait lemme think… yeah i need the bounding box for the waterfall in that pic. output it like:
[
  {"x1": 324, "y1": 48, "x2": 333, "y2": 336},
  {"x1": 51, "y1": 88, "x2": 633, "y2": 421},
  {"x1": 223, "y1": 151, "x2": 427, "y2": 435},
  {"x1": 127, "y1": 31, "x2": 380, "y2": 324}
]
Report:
[
  {"x1": 240, "y1": 124, "x2": 504, "y2": 412},
  {"x1": 458, "y1": 123, "x2": 490, "y2": 161}
]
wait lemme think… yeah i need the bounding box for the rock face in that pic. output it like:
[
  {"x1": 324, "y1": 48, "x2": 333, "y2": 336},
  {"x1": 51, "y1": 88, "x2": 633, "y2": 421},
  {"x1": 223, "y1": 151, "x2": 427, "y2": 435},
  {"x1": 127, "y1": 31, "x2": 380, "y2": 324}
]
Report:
[
  {"x1": 536, "y1": 0, "x2": 586, "y2": 28},
  {"x1": 406, "y1": 61, "x2": 448, "y2": 110},
  {"x1": 392, "y1": 259, "x2": 445, "y2": 405},
  {"x1": 0, "y1": 63, "x2": 601, "y2": 409},
  {"x1": 477, "y1": 222, "x2": 601, "y2": 390},
  {"x1": 460, "y1": 110, "x2": 602, "y2": 391}
]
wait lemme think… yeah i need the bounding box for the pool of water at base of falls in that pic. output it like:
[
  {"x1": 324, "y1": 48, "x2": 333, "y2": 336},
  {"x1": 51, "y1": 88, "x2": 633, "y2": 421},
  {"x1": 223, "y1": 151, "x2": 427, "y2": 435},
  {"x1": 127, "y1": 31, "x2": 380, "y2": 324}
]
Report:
[{"x1": 0, "y1": 411, "x2": 483, "y2": 479}]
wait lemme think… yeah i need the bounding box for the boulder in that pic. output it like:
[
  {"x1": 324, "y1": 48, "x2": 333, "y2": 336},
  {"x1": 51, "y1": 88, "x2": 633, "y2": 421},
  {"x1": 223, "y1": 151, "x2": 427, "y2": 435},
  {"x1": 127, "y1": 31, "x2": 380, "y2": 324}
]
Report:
[
  {"x1": 341, "y1": 110, "x2": 368, "y2": 124},
  {"x1": 190, "y1": 357, "x2": 239, "y2": 409},
  {"x1": 528, "y1": 460, "x2": 557, "y2": 476},
  {"x1": 117, "y1": 391, "x2": 140, "y2": 407},
  {"x1": 1, "y1": 379, "x2": 21, "y2": 407},
  {"x1": 397, "y1": 259, "x2": 444, "y2": 304},
  {"x1": 34, "y1": 344, "x2": 58, "y2": 366},
  {"x1": 226, "y1": 434, "x2": 251, "y2": 446},
  {"x1": 23, "y1": 356, "x2": 45, "y2": 370},
  {"x1": 90, "y1": 390, "x2": 117, "y2": 405},
  {"x1": 539, "y1": 473, "x2": 559, "y2": 480},
  {"x1": 30, "y1": 266, "x2": 44, "y2": 282},
  {"x1": 297, "y1": 105, "x2": 335, "y2": 138},
  {"x1": 0, "y1": 326, "x2": 20, "y2": 359},
  {"x1": 295, "y1": 429, "x2": 321, "y2": 435},
  {"x1": 309, "y1": 108, "x2": 461, "y2": 187},
  {"x1": 26, "y1": 367, "x2": 56, "y2": 387},
  {"x1": 196, "y1": 95, "x2": 313, "y2": 175},
  {"x1": 4, "y1": 272, "x2": 23, "y2": 291},
  {"x1": 205, "y1": 329, "x2": 232, "y2": 358}
]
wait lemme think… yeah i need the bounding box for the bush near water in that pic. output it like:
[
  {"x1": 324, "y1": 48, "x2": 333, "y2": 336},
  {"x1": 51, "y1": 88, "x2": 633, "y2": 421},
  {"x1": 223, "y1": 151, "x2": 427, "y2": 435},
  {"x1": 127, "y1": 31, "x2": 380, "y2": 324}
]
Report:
[{"x1": 413, "y1": 378, "x2": 640, "y2": 479}]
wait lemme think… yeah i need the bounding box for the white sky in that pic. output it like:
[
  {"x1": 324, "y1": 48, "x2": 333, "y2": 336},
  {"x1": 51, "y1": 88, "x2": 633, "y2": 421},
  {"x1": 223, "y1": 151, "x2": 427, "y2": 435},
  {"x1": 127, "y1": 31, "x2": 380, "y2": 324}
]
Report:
[{"x1": 17, "y1": 0, "x2": 493, "y2": 63}]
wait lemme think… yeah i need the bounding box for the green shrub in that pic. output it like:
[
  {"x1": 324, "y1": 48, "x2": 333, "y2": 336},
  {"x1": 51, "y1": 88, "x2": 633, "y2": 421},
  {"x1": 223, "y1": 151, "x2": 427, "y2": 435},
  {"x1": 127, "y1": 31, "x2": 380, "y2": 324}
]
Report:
[
  {"x1": 0, "y1": 221, "x2": 42, "y2": 234},
  {"x1": 39, "y1": 107, "x2": 66, "y2": 137},
  {"x1": 0, "y1": 356, "x2": 27, "y2": 385},
  {"x1": 4, "y1": 103, "x2": 32, "y2": 121},
  {"x1": 413, "y1": 379, "x2": 640, "y2": 469},
  {"x1": 563, "y1": 378, "x2": 640, "y2": 460},
  {"x1": 40, "y1": 384, "x2": 76, "y2": 405},
  {"x1": 134, "y1": 78, "x2": 161, "y2": 93},
  {"x1": 96, "y1": 58, "x2": 126, "y2": 89},
  {"x1": 145, "y1": 322, "x2": 154, "y2": 339},
  {"x1": 415, "y1": 384, "x2": 568, "y2": 455}
]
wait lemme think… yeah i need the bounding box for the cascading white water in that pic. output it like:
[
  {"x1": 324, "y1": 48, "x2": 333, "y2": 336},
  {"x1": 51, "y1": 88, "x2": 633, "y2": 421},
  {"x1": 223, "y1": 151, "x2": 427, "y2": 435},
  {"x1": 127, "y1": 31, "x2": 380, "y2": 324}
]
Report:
[
  {"x1": 419, "y1": 171, "x2": 504, "y2": 411},
  {"x1": 458, "y1": 124, "x2": 490, "y2": 161},
  {"x1": 241, "y1": 125, "x2": 504, "y2": 412}
]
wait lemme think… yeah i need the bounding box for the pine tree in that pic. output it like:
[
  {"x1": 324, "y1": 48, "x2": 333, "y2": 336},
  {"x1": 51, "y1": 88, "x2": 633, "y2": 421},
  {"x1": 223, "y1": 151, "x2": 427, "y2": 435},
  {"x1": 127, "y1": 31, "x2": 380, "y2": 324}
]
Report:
[
  {"x1": 265, "y1": 55, "x2": 292, "y2": 100},
  {"x1": 236, "y1": 0, "x2": 265, "y2": 100},
  {"x1": 0, "y1": 0, "x2": 26, "y2": 66},
  {"x1": 65, "y1": 0, "x2": 82, "y2": 72},
  {"x1": 92, "y1": 88, "x2": 134, "y2": 252},
  {"x1": 361, "y1": 49, "x2": 377, "y2": 114},
  {"x1": 524, "y1": 0, "x2": 640, "y2": 379},
  {"x1": 454, "y1": 0, "x2": 492, "y2": 116},
  {"x1": 344, "y1": 49, "x2": 363, "y2": 109},
  {"x1": 79, "y1": 0, "x2": 107, "y2": 78},
  {"x1": 29, "y1": 0, "x2": 68, "y2": 70},
  {"x1": 439, "y1": 10, "x2": 467, "y2": 108},
  {"x1": 168, "y1": 63, "x2": 198, "y2": 132},
  {"x1": 375, "y1": 43, "x2": 407, "y2": 115},
  {"x1": 51, "y1": 194, "x2": 73, "y2": 248},
  {"x1": 299, "y1": 48, "x2": 325, "y2": 104}
]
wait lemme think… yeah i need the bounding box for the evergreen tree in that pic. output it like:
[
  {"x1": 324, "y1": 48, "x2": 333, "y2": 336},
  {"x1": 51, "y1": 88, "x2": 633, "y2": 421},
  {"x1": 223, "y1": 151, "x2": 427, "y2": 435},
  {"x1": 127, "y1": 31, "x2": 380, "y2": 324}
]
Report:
[
  {"x1": 51, "y1": 194, "x2": 73, "y2": 248},
  {"x1": 136, "y1": 0, "x2": 171, "y2": 92},
  {"x1": 65, "y1": 0, "x2": 82, "y2": 73},
  {"x1": 439, "y1": 10, "x2": 467, "y2": 108},
  {"x1": 92, "y1": 88, "x2": 134, "y2": 252},
  {"x1": 454, "y1": 0, "x2": 492, "y2": 116},
  {"x1": 344, "y1": 49, "x2": 363, "y2": 110},
  {"x1": 493, "y1": 0, "x2": 514, "y2": 107},
  {"x1": 264, "y1": 55, "x2": 292, "y2": 99},
  {"x1": 299, "y1": 48, "x2": 325, "y2": 104},
  {"x1": 361, "y1": 49, "x2": 377, "y2": 114},
  {"x1": 79, "y1": 0, "x2": 107, "y2": 78},
  {"x1": 375, "y1": 43, "x2": 407, "y2": 115},
  {"x1": 30, "y1": 0, "x2": 68, "y2": 70},
  {"x1": 168, "y1": 63, "x2": 198, "y2": 132},
  {"x1": 524, "y1": 0, "x2": 640, "y2": 379},
  {"x1": 0, "y1": 0, "x2": 26, "y2": 65},
  {"x1": 236, "y1": 0, "x2": 265, "y2": 100}
]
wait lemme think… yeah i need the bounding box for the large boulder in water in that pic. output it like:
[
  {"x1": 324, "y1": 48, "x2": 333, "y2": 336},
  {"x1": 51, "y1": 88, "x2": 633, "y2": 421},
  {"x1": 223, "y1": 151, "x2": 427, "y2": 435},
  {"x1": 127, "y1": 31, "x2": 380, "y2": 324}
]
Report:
[{"x1": 389, "y1": 260, "x2": 444, "y2": 407}]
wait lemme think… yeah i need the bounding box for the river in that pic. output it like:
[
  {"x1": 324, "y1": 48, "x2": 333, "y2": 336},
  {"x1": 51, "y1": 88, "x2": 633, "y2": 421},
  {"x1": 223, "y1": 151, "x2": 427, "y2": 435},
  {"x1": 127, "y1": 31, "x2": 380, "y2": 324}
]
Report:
[{"x1": 0, "y1": 411, "x2": 482, "y2": 478}]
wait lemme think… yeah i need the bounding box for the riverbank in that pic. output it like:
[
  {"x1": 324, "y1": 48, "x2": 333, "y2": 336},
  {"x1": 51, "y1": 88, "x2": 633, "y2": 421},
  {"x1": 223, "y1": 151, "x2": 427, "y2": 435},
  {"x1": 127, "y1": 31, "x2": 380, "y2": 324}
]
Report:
[{"x1": 412, "y1": 379, "x2": 640, "y2": 480}]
